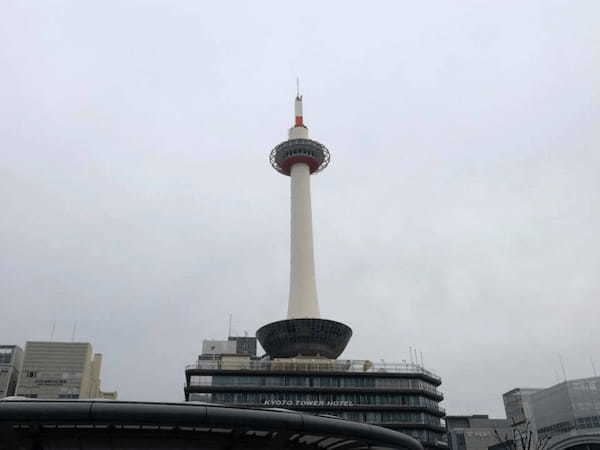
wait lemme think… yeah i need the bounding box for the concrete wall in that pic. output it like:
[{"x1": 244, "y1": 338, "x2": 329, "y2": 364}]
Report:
[
  {"x1": 0, "y1": 345, "x2": 23, "y2": 398},
  {"x1": 567, "y1": 378, "x2": 600, "y2": 421},
  {"x1": 504, "y1": 377, "x2": 600, "y2": 446},
  {"x1": 202, "y1": 340, "x2": 237, "y2": 356},
  {"x1": 530, "y1": 377, "x2": 600, "y2": 441},
  {"x1": 531, "y1": 383, "x2": 574, "y2": 433},
  {"x1": 15, "y1": 342, "x2": 115, "y2": 399},
  {"x1": 87, "y1": 353, "x2": 103, "y2": 398},
  {"x1": 447, "y1": 415, "x2": 510, "y2": 450},
  {"x1": 503, "y1": 388, "x2": 541, "y2": 426}
]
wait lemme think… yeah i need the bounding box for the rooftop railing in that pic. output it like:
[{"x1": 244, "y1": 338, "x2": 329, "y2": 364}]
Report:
[{"x1": 186, "y1": 359, "x2": 441, "y2": 382}]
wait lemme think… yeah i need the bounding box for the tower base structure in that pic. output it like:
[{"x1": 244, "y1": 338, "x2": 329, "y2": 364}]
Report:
[{"x1": 256, "y1": 318, "x2": 352, "y2": 359}]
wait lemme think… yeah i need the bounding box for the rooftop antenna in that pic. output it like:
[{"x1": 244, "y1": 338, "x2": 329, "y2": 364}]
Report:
[
  {"x1": 559, "y1": 354, "x2": 568, "y2": 381},
  {"x1": 296, "y1": 77, "x2": 300, "y2": 98},
  {"x1": 409, "y1": 346, "x2": 413, "y2": 364},
  {"x1": 591, "y1": 357, "x2": 598, "y2": 377},
  {"x1": 50, "y1": 321, "x2": 56, "y2": 341},
  {"x1": 420, "y1": 350, "x2": 424, "y2": 367},
  {"x1": 228, "y1": 314, "x2": 232, "y2": 338},
  {"x1": 71, "y1": 322, "x2": 77, "y2": 342}
]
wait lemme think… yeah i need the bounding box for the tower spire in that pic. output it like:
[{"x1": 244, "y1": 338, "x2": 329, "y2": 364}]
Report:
[{"x1": 294, "y1": 92, "x2": 304, "y2": 128}]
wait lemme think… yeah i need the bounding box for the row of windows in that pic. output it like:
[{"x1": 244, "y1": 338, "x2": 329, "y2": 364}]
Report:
[
  {"x1": 15, "y1": 393, "x2": 79, "y2": 399},
  {"x1": 20, "y1": 371, "x2": 83, "y2": 379},
  {"x1": 197, "y1": 375, "x2": 438, "y2": 393},
  {"x1": 570, "y1": 380, "x2": 600, "y2": 391},
  {"x1": 187, "y1": 396, "x2": 445, "y2": 443},
  {"x1": 284, "y1": 149, "x2": 315, "y2": 158},
  {"x1": 538, "y1": 420, "x2": 573, "y2": 436},
  {"x1": 575, "y1": 415, "x2": 600, "y2": 429},
  {"x1": 322, "y1": 410, "x2": 442, "y2": 426},
  {"x1": 394, "y1": 429, "x2": 445, "y2": 443},
  {"x1": 393, "y1": 429, "x2": 444, "y2": 443},
  {"x1": 209, "y1": 392, "x2": 441, "y2": 408}
]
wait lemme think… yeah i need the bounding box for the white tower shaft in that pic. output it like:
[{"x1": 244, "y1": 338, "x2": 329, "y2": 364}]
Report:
[{"x1": 288, "y1": 162, "x2": 320, "y2": 318}]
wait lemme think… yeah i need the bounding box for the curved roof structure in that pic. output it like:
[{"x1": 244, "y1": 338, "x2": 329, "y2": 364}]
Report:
[
  {"x1": 0, "y1": 399, "x2": 423, "y2": 450},
  {"x1": 547, "y1": 433, "x2": 600, "y2": 450},
  {"x1": 256, "y1": 318, "x2": 353, "y2": 359}
]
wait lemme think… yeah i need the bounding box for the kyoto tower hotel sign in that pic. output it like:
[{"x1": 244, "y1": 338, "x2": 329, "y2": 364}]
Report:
[{"x1": 258, "y1": 93, "x2": 352, "y2": 359}]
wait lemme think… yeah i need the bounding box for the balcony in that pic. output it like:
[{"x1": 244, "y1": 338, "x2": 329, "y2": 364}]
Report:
[
  {"x1": 186, "y1": 359, "x2": 441, "y2": 383},
  {"x1": 186, "y1": 378, "x2": 443, "y2": 399}
]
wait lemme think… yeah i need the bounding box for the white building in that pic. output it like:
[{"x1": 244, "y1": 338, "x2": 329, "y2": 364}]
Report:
[
  {"x1": 0, "y1": 345, "x2": 24, "y2": 398},
  {"x1": 446, "y1": 415, "x2": 511, "y2": 450},
  {"x1": 201, "y1": 340, "x2": 237, "y2": 356},
  {"x1": 16, "y1": 341, "x2": 117, "y2": 400},
  {"x1": 503, "y1": 377, "x2": 600, "y2": 450}
]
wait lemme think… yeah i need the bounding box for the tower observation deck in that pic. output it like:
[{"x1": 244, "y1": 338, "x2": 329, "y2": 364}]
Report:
[{"x1": 257, "y1": 94, "x2": 352, "y2": 359}]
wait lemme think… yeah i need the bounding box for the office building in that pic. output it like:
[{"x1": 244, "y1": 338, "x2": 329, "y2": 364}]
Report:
[
  {"x1": 15, "y1": 341, "x2": 117, "y2": 400},
  {"x1": 503, "y1": 377, "x2": 600, "y2": 450},
  {"x1": 502, "y1": 387, "x2": 543, "y2": 447},
  {"x1": 503, "y1": 388, "x2": 543, "y2": 427},
  {"x1": 532, "y1": 377, "x2": 600, "y2": 438},
  {"x1": 446, "y1": 415, "x2": 510, "y2": 450},
  {"x1": 186, "y1": 348, "x2": 446, "y2": 447},
  {"x1": 184, "y1": 94, "x2": 447, "y2": 450},
  {"x1": 0, "y1": 345, "x2": 23, "y2": 398}
]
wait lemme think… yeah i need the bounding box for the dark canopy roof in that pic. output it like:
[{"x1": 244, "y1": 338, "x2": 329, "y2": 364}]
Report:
[{"x1": 0, "y1": 399, "x2": 423, "y2": 450}]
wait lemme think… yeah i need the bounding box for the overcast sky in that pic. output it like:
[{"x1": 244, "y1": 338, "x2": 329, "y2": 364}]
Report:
[{"x1": 1, "y1": 1, "x2": 599, "y2": 417}]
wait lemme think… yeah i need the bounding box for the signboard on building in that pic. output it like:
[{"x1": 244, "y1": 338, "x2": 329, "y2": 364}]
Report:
[{"x1": 263, "y1": 400, "x2": 354, "y2": 407}]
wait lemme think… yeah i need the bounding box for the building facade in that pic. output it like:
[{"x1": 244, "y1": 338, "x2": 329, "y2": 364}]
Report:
[
  {"x1": 0, "y1": 345, "x2": 24, "y2": 398},
  {"x1": 503, "y1": 388, "x2": 542, "y2": 426},
  {"x1": 532, "y1": 377, "x2": 600, "y2": 439},
  {"x1": 228, "y1": 336, "x2": 257, "y2": 356},
  {"x1": 446, "y1": 415, "x2": 510, "y2": 450},
  {"x1": 503, "y1": 377, "x2": 600, "y2": 450},
  {"x1": 186, "y1": 343, "x2": 447, "y2": 449},
  {"x1": 15, "y1": 341, "x2": 117, "y2": 399}
]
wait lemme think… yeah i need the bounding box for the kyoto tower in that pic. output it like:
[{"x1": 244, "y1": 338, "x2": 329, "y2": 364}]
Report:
[{"x1": 257, "y1": 92, "x2": 352, "y2": 359}]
